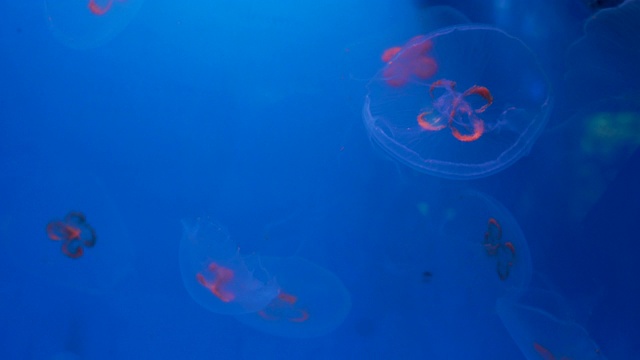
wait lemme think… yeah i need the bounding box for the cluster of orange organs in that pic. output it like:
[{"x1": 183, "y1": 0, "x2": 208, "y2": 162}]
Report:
[
  {"x1": 46, "y1": 211, "x2": 97, "y2": 259},
  {"x1": 418, "y1": 79, "x2": 494, "y2": 142},
  {"x1": 196, "y1": 262, "x2": 310, "y2": 324},
  {"x1": 381, "y1": 40, "x2": 494, "y2": 143}
]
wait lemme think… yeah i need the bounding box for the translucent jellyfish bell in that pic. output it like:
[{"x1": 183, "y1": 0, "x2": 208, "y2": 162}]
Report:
[
  {"x1": 419, "y1": 188, "x2": 532, "y2": 357},
  {"x1": 364, "y1": 25, "x2": 552, "y2": 179},
  {"x1": 235, "y1": 256, "x2": 351, "y2": 338},
  {"x1": 179, "y1": 218, "x2": 280, "y2": 315},
  {"x1": 497, "y1": 288, "x2": 607, "y2": 359}
]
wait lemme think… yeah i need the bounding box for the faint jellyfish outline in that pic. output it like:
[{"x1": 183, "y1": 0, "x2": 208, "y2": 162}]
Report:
[
  {"x1": 235, "y1": 256, "x2": 351, "y2": 338},
  {"x1": 497, "y1": 288, "x2": 607, "y2": 360}
]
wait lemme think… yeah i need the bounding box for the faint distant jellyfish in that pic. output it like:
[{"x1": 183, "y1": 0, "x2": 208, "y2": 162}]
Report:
[
  {"x1": 416, "y1": 188, "x2": 533, "y2": 357},
  {"x1": 482, "y1": 217, "x2": 517, "y2": 281},
  {"x1": 46, "y1": 211, "x2": 97, "y2": 259},
  {"x1": 0, "y1": 174, "x2": 133, "y2": 294},
  {"x1": 364, "y1": 25, "x2": 552, "y2": 179},
  {"x1": 565, "y1": 0, "x2": 640, "y2": 111},
  {"x1": 431, "y1": 189, "x2": 532, "y2": 296},
  {"x1": 44, "y1": 0, "x2": 145, "y2": 49},
  {"x1": 179, "y1": 218, "x2": 280, "y2": 315},
  {"x1": 497, "y1": 288, "x2": 607, "y2": 359},
  {"x1": 235, "y1": 256, "x2": 351, "y2": 338}
]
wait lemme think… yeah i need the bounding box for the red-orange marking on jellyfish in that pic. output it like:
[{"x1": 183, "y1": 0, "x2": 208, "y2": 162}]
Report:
[
  {"x1": 381, "y1": 47, "x2": 401, "y2": 62},
  {"x1": 533, "y1": 342, "x2": 557, "y2": 360},
  {"x1": 464, "y1": 85, "x2": 494, "y2": 113},
  {"x1": 196, "y1": 263, "x2": 236, "y2": 303},
  {"x1": 429, "y1": 79, "x2": 456, "y2": 98},
  {"x1": 504, "y1": 241, "x2": 516, "y2": 256},
  {"x1": 417, "y1": 111, "x2": 447, "y2": 131},
  {"x1": 46, "y1": 212, "x2": 97, "y2": 259},
  {"x1": 382, "y1": 37, "x2": 437, "y2": 87},
  {"x1": 382, "y1": 66, "x2": 410, "y2": 87},
  {"x1": 88, "y1": 0, "x2": 114, "y2": 16},
  {"x1": 412, "y1": 56, "x2": 438, "y2": 80},
  {"x1": 258, "y1": 291, "x2": 310, "y2": 323},
  {"x1": 450, "y1": 118, "x2": 484, "y2": 142},
  {"x1": 47, "y1": 222, "x2": 78, "y2": 241},
  {"x1": 483, "y1": 217, "x2": 502, "y2": 255},
  {"x1": 420, "y1": 79, "x2": 493, "y2": 142},
  {"x1": 61, "y1": 241, "x2": 84, "y2": 259}
]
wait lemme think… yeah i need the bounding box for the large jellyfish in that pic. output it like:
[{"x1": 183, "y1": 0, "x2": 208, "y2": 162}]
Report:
[{"x1": 364, "y1": 25, "x2": 552, "y2": 179}]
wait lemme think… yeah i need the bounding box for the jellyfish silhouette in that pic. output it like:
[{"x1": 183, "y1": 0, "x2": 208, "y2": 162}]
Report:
[{"x1": 364, "y1": 25, "x2": 552, "y2": 179}]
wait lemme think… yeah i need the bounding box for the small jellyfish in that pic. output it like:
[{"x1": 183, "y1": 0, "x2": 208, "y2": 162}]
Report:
[
  {"x1": 235, "y1": 256, "x2": 351, "y2": 338},
  {"x1": 179, "y1": 218, "x2": 280, "y2": 315},
  {"x1": 46, "y1": 211, "x2": 97, "y2": 259},
  {"x1": 44, "y1": 0, "x2": 145, "y2": 49},
  {"x1": 364, "y1": 25, "x2": 552, "y2": 179},
  {"x1": 0, "y1": 174, "x2": 133, "y2": 294},
  {"x1": 497, "y1": 288, "x2": 607, "y2": 359}
]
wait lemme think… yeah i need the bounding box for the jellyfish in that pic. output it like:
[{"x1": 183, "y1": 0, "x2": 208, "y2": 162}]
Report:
[
  {"x1": 564, "y1": 0, "x2": 640, "y2": 111},
  {"x1": 180, "y1": 218, "x2": 351, "y2": 337},
  {"x1": 179, "y1": 218, "x2": 280, "y2": 315},
  {"x1": 497, "y1": 288, "x2": 607, "y2": 359},
  {"x1": 46, "y1": 211, "x2": 97, "y2": 259},
  {"x1": 235, "y1": 256, "x2": 351, "y2": 338},
  {"x1": 44, "y1": 0, "x2": 145, "y2": 49},
  {"x1": 364, "y1": 25, "x2": 552, "y2": 179},
  {"x1": 0, "y1": 173, "x2": 133, "y2": 294},
  {"x1": 416, "y1": 188, "x2": 532, "y2": 357}
]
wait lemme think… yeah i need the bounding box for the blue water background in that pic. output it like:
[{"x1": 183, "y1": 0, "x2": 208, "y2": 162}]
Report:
[{"x1": 1, "y1": 0, "x2": 638, "y2": 358}]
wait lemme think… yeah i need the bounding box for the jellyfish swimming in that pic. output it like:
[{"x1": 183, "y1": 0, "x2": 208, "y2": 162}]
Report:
[
  {"x1": 180, "y1": 218, "x2": 351, "y2": 337},
  {"x1": 179, "y1": 218, "x2": 280, "y2": 315},
  {"x1": 44, "y1": 0, "x2": 145, "y2": 49},
  {"x1": 364, "y1": 25, "x2": 552, "y2": 179},
  {"x1": 0, "y1": 173, "x2": 133, "y2": 294},
  {"x1": 416, "y1": 188, "x2": 532, "y2": 357},
  {"x1": 497, "y1": 288, "x2": 607, "y2": 359},
  {"x1": 46, "y1": 211, "x2": 97, "y2": 259}
]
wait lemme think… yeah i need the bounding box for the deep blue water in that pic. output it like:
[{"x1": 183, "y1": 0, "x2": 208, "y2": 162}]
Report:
[{"x1": 1, "y1": 0, "x2": 639, "y2": 359}]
